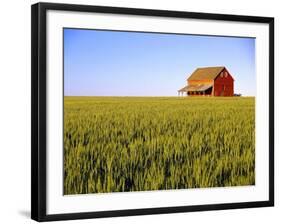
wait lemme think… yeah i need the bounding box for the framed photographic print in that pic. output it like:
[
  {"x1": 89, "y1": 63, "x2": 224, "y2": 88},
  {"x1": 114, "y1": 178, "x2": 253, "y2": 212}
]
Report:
[{"x1": 31, "y1": 2, "x2": 274, "y2": 222}]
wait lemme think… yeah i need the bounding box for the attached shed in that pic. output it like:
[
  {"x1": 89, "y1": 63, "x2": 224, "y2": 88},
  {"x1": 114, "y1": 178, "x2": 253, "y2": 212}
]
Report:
[{"x1": 178, "y1": 66, "x2": 234, "y2": 96}]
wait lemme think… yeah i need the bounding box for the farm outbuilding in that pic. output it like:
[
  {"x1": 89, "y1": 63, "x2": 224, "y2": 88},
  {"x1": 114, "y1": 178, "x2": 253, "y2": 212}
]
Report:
[{"x1": 178, "y1": 66, "x2": 234, "y2": 96}]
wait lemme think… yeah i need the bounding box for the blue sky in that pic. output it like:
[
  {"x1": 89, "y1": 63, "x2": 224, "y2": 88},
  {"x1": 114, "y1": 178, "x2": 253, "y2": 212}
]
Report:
[{"x1": 64, "y1": 28, "x2": 255, "y2": 96}]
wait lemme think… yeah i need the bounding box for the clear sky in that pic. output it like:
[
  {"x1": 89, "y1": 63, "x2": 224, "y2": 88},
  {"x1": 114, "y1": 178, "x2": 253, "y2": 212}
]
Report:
[{"x1": 64, "y1": 28, "x2": 255, "y2": 96}]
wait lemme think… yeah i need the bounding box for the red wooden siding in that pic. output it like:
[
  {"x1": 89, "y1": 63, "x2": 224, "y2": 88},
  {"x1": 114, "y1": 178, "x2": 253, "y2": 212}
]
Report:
[{"x1": 213, "y1": 69, "x2": 234, "y2": 96}]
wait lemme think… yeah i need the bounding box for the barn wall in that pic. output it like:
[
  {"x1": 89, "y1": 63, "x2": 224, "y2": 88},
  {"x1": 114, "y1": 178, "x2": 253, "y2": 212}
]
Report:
[
  {"x1": 188, "y1": 80, "x2": 213, "y2": 85},
  {"x1": 213, "y1": 69, "x2": 234, "y2": 96}
]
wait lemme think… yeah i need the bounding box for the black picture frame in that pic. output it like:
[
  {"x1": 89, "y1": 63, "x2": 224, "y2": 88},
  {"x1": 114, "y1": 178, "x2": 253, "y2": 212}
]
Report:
[{"x1": 31, "y1": 2, "x2": 274, "y2": 222}]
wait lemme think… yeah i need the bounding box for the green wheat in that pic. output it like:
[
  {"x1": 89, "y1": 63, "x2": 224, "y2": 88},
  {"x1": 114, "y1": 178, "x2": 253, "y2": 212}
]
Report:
[{"x1": 63, "y1": 97, "x2": 255, "y2": 195}]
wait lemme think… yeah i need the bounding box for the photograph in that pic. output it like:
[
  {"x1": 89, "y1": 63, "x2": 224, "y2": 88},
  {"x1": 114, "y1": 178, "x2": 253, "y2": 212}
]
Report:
[
  {"x1": 30, "y1": 2, "x2": 274, "y2": 221},
  {"x1": 63, "y1": 28, "x2": 256, "y2": 195}
]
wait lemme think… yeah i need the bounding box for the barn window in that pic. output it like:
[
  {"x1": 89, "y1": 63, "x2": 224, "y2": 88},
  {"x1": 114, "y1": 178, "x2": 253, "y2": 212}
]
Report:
[
  {"x1": 220, "y1": 72, "x2": 224, "y2": 78},
  {"x1": 224, "y1": 71, "x2": 228, "y2": 77}
]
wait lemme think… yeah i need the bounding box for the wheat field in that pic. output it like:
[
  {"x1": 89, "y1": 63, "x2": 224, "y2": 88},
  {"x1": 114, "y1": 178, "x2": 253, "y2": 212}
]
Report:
[{"x1": 63, "y1": 97, "x2": 255, "y2": 195}]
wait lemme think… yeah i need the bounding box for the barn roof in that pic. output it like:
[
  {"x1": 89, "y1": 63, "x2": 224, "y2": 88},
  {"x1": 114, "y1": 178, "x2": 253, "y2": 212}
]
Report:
[
  {"x1": 178, "y1": 84, "x2": 213, "y2": 92},
  {"x1": 187, "y1": 66, "x2": 225, "y2": 81}
]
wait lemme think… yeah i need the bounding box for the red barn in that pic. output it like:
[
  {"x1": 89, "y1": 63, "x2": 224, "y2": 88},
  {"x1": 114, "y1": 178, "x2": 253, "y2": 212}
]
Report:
[{"x1": 178, "y1": 66, "x2": 234, "y2": 96}]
